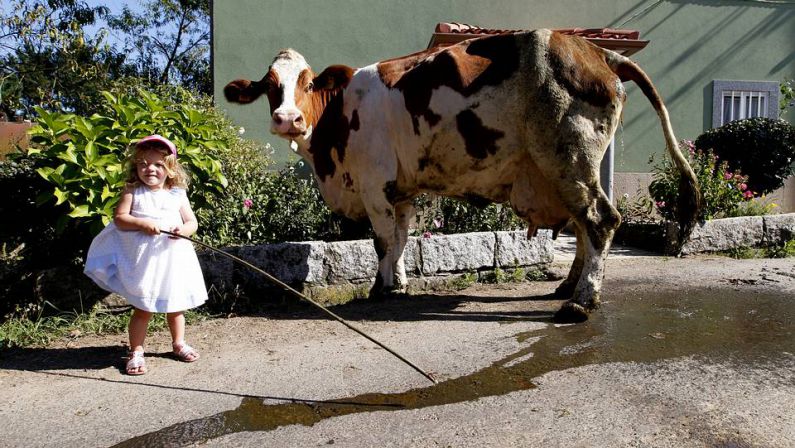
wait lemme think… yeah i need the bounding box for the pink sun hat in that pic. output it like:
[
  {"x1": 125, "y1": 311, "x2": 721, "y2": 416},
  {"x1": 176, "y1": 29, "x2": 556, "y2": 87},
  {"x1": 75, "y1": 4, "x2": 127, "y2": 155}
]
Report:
[{"x1": 136, "y1": 134, "x2": 177, "y2": 156}]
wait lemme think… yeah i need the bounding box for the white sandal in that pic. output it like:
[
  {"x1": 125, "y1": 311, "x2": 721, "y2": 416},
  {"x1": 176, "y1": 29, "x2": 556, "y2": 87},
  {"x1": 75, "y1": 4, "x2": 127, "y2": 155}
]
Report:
[
  {"x1": 126, "y1": 351, "x2": 147, "y2": 375},
  {"x1": 172, "y1": 342, "x2": 200, "y2": 363}
]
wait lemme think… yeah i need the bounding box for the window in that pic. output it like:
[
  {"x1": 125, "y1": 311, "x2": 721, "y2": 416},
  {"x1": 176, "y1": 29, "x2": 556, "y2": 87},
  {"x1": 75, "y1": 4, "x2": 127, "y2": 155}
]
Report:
[{"x1": 712, "y1": 80, "x2": 779, "y2": 127}]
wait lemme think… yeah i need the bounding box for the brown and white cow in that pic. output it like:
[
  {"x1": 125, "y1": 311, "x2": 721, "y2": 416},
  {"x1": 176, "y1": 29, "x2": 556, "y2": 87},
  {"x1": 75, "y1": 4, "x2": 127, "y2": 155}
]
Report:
[{"x1": 224, "y1": 29, "x2": 701, "y2": 322}]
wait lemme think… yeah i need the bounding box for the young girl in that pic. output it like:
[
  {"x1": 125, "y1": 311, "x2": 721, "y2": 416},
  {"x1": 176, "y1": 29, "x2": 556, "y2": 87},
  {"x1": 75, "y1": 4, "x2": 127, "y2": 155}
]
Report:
[{"x1": 84, "y1": 135, "x2": 207, "y2": 375}]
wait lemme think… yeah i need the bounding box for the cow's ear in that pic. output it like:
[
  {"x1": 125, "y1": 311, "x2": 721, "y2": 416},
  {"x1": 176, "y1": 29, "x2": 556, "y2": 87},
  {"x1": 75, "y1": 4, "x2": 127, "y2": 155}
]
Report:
[
  {"x1": 313, "y1": 65, "x2": 354, "y2": 91},
  {"x1": 224, "y1": 78, "x2": 266, "y2": 104}
]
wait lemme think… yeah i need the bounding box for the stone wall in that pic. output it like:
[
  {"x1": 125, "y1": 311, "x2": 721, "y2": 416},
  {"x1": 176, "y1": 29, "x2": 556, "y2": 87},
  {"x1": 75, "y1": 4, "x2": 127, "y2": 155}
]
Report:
[
  {"x1": 667, "y1": 213, "x2": 795, "y2": 255},
  {"x1": 199, "y1": 230, "x2": 554, "y2": 293}
]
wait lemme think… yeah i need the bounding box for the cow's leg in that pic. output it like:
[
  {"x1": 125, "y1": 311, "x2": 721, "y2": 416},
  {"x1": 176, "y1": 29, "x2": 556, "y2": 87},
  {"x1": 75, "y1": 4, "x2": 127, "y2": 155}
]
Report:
[
  {"x1": 554, "y1": 223, "x2": 586, "y2": 298},
  {"x1": 365, "y1": 201, "x2": 401, "y2": 299},
  {"x1": 554, "y1": 182, "x2": 621, "y2": 323},
  {"x1": 392, "y1": 201, "x2": 415, "y2": 292}
]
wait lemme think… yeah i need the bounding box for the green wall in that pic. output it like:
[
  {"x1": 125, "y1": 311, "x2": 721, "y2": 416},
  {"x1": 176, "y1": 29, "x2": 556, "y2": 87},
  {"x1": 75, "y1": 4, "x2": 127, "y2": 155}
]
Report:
[{"x1": 213, "y1": 0, "x2": 795, "y2": 171}]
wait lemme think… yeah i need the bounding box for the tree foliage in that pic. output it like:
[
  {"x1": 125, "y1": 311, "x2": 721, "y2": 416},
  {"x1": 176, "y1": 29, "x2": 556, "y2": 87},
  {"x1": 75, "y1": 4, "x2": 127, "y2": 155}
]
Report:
[
  {"x1": 107, "y1": 0, "x2": 210, "y2": 94},
  {"x1": 0, "y1": 0, "x2": 211, "y2": 120},
  {"x1": 0, "y1": 0, "x2": 125, "y2": 119}
]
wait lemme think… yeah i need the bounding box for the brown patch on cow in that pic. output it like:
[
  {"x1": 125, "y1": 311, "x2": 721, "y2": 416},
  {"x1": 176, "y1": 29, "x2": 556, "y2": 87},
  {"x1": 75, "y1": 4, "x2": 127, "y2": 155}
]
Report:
[
  {"x1": 308, "y1": 91, "x2": 348, "y2": 180},
  {"x1": 382, "y1": 180, "x2": 413, "y2": 205},
  {"x1": 377, "y1": 34, "x2": 519, "y2": 135},
  {"x1": 313, "y1": 65, "x2": 355, "y2": 91},
  {"x1": 383, "y1": 181, "x2": 399, "y2": 204},
  {"x1": 350, "y1": 109, "x2": 360, "y2": 131},
  {"x1": 456, "y1": 109, "x2": 504, "y2": 159},
  {"x1": 304, "y1": 68, "x2": 356, "y2": 181},
  {"x1": 547, "y1": 32, "x2": 618, "y2": 107},
  {"x1": 263, "y1": 70, "x2": 283, "y2": 114},
  {"x1": 224, "y1": 79, "x2": 266, "y2": 104},
  {"x1": 342, "y1": 172, "x2": 354, "y2": 189}
]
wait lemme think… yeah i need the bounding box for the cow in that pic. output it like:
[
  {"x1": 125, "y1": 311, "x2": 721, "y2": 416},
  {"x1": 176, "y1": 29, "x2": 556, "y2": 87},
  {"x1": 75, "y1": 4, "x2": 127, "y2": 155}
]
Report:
[{"x1": 224, "y1": 29, "x2": 701, "y2": 322}]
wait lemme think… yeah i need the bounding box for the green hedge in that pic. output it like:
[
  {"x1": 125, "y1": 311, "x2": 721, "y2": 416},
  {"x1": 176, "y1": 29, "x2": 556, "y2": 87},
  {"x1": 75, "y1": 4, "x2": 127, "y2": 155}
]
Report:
[{"x1": 695, "y1": 118, "x2": 795, "y2": 195}]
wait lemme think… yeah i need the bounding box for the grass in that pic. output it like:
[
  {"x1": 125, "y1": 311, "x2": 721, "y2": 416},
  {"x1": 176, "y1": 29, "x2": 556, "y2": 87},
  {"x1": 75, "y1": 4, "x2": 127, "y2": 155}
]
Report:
[
  {"x1": 723, "y1": 239, "x2": 795, "y2": 260},
  {"x1": 0, "y1": 304, "x2": 210, "y2": 350}
]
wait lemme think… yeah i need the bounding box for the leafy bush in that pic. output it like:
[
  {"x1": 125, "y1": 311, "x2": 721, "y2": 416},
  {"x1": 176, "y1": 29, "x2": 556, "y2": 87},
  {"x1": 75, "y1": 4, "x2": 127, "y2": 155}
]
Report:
[
  {"x1": 649, "y1": 140, "x2": 751, "y2": 221},
  {"x1": 694, "y1": 118, "x2": 795, "y2": 195},
  {"x1": 27, "y1": 89, "x2": 229, "y2": 234},
  {"x1": 196, "y1": 150, "x2": 354, "y2": 246},
  {"x1": 413, "y1": 195, "x2": 525, "y2": 236}
]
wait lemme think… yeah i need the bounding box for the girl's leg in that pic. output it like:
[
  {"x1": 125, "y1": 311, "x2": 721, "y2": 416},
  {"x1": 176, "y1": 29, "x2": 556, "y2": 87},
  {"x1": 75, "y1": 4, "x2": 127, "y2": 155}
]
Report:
[
  {"x1": 127, "y1": 308, "x2": 153, "y2": 375},
  {"x1": 128, "y1": 308, "x2": 153, "y2": 353},
  {"x1": 166, "y1": 311, "x2": 185, "y2": 345},
  {"x1": 167, "y1": 311, "x2": 199, "y2": 362}
]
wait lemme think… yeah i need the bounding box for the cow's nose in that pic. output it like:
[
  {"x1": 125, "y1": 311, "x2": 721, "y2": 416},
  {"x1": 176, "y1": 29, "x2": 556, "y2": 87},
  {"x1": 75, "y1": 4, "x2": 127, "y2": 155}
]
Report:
[{"x1": 272, "y1": 111, "x2": 303, "y2": 128}]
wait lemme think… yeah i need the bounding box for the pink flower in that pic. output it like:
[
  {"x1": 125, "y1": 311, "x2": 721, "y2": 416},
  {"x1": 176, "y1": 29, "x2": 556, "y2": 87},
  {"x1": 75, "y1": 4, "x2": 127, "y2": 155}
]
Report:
[
  {"x1": 243, "y1": 198, "x2": 253, "y2": 209},
  {"x1": 422, "y1": 231, "x2": 432, "y2": 239},
  {"x1": 739, "y1": 183, "x2": 747, "y2": 191},
  {"x1": 743, "y1": 190, "x2": 754, "y2": 199},
  {"x1": 655, "y1": 201, "x2": 666, "y2": 208},
  {"x1": 684, "y1": 140, "x2": 695, "y2": 155},
  {"x1": 724, "y1": 172, "x2": 732, "y2": 180}
]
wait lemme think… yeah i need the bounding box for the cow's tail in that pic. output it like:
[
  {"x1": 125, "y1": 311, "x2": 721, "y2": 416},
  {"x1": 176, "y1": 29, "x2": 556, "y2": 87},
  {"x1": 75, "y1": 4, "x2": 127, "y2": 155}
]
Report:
[{"x1": 605, "y1": 52, "x2": 703, "y2": 252}]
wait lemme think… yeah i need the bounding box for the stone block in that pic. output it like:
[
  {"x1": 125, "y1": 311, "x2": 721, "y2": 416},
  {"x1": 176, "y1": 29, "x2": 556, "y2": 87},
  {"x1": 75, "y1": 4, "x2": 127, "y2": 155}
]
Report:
[
  {"x1": 325, "y1": 239, "x2": 378, "y2": 283},
  {"x1": 680, "y1": 216, "x2": 764, "y2": 255},
  {"x1": 420, "y1": 232, "x2": 496, "y2": 275},
  {"x1": 234, "y1": 241, "x2": 327, "y2": 285},
  {"x1": 495, "y1": 229, "x2": 554, "y2": 267},
  {"x1": 763, "y1": 213, "x2": 795, "y2": 245}
]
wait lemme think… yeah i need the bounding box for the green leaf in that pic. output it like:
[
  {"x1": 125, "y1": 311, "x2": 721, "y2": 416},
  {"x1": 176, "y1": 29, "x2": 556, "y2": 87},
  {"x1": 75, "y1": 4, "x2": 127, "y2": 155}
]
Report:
[
  {"x1": 68, "y1": 204, "x2": 91, "y2": 218},
  {"x1": 84, "y1": 141, "x2": 97, "y2": 162},
  {"x1": 53, "y1": 188, "x2": 69, "y2": 206},
  {"x1": 100, "y1": 184, "x2": 115, "y2": 201}
]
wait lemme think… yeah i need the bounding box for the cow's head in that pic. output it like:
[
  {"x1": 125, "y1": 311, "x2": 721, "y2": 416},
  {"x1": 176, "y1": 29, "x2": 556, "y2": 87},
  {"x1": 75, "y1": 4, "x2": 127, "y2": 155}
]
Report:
[{"x1": 224, "y1": 49, "x2": 354, "y2": 142}]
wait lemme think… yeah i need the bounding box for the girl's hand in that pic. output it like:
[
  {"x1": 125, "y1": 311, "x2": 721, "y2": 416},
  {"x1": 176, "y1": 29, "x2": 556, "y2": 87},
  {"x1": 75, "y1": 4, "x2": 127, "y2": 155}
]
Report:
[
  {"x1": 140, "y1": 220, "x2": 161, "y2": 236},
  {"x1": 168, "y1": 225, "x2": 183, "y2": 239}
]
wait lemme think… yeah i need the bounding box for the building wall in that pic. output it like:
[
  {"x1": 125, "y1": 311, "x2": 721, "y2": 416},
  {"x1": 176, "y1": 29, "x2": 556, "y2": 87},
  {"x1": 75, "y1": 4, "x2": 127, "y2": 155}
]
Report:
[{"x1": 213, "y1": 0, "x2": 794, "y2": 209}]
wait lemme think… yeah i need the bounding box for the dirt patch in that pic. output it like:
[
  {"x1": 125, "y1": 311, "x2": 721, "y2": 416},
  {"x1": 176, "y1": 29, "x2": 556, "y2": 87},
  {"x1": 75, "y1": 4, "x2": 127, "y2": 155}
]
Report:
[{"x1": 1, "y1": 255, "x2": 793, "y2": 447}]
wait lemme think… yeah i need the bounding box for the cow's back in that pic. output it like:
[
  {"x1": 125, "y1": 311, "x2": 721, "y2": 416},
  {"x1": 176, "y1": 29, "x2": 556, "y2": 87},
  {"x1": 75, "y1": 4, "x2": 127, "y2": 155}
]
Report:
[{"x1": 340, "y1": 29, "x2": 622, "y2": 209}]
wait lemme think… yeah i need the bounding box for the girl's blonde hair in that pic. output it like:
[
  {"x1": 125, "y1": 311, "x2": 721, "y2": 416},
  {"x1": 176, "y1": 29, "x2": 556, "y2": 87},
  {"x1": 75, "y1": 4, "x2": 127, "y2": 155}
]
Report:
[{"x1": 124, "y1": 141, "x2": 190, "y2": 189}]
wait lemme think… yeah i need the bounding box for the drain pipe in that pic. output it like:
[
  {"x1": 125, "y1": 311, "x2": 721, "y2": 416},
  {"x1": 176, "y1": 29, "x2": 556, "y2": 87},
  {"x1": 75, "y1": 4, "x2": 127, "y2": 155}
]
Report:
[{"x1": 600, "y1": 137, "x2": 615, "y2": 203}]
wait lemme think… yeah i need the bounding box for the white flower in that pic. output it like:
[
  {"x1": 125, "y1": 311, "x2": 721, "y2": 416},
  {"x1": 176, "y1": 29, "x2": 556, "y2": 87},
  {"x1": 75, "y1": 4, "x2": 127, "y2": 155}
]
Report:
[{"x1": 238, "y1": 127, "x2": 245, "y2": 135}]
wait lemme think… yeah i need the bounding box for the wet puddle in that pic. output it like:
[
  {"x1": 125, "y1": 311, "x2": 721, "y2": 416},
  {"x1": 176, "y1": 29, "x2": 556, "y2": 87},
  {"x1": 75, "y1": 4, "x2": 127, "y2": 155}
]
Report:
[{"x1": 114, "y1": 288, "x2": 794, "y2": 446}]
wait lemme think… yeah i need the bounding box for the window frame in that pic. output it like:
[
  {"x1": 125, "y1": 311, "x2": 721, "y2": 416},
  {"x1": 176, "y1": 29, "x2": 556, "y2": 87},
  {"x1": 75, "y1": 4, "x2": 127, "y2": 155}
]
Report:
[{"x1": 712, "y1": 80, "x2": 779, "y2": 128}]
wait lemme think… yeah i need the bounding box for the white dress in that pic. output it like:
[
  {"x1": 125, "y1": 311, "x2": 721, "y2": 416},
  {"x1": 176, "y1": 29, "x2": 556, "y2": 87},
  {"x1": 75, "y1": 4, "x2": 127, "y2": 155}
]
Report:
[{"x1": 84, "y1": 185, "x2": 207, "y2": 312}]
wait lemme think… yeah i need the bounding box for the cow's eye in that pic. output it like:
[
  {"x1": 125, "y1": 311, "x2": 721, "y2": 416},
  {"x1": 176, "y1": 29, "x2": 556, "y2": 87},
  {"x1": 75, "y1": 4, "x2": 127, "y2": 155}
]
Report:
[{"x1": 306, "y1": 82, "x2": 314, "y2": 93}]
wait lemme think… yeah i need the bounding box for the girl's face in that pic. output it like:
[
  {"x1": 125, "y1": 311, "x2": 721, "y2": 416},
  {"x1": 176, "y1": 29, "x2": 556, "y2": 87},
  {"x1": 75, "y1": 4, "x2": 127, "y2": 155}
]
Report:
[{"x1": 135, "y1": 148, "x2": 169, "y2": 190}]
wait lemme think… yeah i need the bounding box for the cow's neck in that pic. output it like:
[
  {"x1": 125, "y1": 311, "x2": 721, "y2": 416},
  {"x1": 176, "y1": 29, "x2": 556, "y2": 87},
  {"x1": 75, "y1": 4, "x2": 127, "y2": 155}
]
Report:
[
  {"x1": 287, "y1": 88, "x2": 330, "y2": 154},
  {"x1": 290, "y1": 88, "x2": 348, "y2": 183}
]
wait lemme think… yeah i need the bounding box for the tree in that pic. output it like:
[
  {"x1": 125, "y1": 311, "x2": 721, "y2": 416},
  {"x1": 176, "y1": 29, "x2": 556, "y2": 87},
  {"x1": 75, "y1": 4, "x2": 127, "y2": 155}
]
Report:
[
  {"x1": 0, "y1": 0, "x2": 212, "y2": 119},
  {"x1": 0, "y1": 0, "x2": 126, "y2": 119},
  {"x1": 107, "y1": 0, "x2": 211, "y2": 95}
]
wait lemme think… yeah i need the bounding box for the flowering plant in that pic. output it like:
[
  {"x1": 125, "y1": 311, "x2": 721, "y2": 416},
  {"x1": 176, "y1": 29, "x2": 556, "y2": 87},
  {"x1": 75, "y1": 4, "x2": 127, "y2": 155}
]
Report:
[{"x1": 649, "y1": 140, "x2": 752, "y2": 221}]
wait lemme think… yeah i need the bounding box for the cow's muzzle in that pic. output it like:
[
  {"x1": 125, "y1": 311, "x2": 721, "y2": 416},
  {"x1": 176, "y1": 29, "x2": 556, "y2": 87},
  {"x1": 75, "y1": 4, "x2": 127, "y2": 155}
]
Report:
[{"x1": 271, "y1": 110, "x2": 306, "y2": 138}]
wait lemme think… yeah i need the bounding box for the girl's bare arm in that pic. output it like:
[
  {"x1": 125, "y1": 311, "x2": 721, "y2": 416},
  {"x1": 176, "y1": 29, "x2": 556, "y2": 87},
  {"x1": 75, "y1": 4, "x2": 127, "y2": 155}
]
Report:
[
  {"x1": 171, "y1": 199, "x2": 198, "y2": 238},
  {"x1": 113, "y1": 186, "x2": 160, "y2": 235}
]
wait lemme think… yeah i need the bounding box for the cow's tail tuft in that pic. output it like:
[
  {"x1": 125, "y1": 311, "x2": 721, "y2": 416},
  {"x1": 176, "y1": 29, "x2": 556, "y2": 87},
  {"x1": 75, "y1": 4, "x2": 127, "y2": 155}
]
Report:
[{"x1": 605, "y1": 51, "x2": 703, "y2": 253}]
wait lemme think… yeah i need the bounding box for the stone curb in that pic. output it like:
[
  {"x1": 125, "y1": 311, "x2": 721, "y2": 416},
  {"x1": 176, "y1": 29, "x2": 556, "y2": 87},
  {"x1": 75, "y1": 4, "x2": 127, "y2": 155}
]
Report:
[
  {"x1": 667, "y1": 213, "x2": 795, "y2": 255},
  {"x1": 198, "y1": 230, "x2": 554, "y2": 290}
]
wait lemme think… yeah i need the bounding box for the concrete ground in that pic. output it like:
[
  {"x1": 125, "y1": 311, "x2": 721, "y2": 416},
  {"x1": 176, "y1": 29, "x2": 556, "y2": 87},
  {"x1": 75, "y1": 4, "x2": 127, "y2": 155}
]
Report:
[{"x1": 1, "y1": 238, "x2": 793, "y2": 447}]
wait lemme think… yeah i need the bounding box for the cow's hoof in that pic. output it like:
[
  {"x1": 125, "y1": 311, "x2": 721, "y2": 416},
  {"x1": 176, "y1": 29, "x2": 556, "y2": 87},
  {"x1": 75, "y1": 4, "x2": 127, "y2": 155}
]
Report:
[
  {"x1": 368, "y1": 287, "x2": 407, "y2": 301},
  {"x1": 368, "y1": 288, "x2": 386, "y2": 301},
  {"x1": 553, "y1": 302, "x2": 589, "y2": 323},
  {"x1": 553, "y1": 281, "x2": 576, "y2": 299}
]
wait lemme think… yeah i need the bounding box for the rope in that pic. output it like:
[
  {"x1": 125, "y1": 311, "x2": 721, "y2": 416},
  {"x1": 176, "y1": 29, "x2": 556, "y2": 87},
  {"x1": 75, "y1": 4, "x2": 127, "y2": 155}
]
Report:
[{"x1": 160, "y1": 229, "x2": 438, "y2": 384}]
